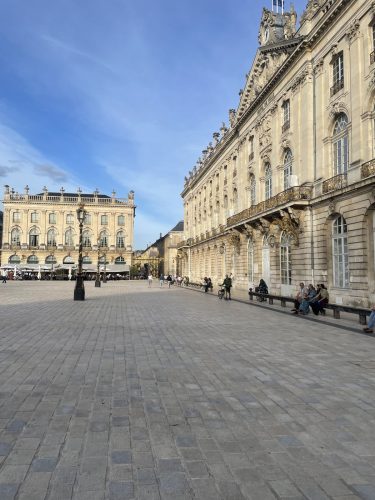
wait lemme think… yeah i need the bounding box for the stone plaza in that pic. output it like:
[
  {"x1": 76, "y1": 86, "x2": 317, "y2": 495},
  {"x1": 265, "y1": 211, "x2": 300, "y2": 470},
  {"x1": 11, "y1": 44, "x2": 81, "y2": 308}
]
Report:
[{"x1": 0, "y1": 281, "x2": 375, "y2": 499}]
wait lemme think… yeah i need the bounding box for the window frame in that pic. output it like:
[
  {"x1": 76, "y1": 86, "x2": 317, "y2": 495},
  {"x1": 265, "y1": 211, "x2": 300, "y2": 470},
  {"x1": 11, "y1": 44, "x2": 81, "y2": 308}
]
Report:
[
  {"x1": 332, "y1": 215, "x2": 350, "y2": 288},
  {"x1": 265, "y1": 164, "x2": 272, "y2": 200},
  {"x1": 280, "y1": 232, "x2": 292, "y2": 285}
]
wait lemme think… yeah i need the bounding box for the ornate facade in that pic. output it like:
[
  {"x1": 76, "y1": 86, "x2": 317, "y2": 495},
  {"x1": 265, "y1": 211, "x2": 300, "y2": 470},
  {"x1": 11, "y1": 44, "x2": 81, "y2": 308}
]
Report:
[
  {"x1": 1, "y1": 185, "x2": 135, "y2": 272},
  {"x1": 179, "y1": 0, "x2": 375, "y2": 307}
]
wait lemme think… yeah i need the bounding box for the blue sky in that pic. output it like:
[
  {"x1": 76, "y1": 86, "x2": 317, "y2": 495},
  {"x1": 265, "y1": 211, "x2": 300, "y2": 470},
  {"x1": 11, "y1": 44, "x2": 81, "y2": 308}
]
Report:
[{"x1": 0, "y1": 0, "x2": 307, "y2": 248}]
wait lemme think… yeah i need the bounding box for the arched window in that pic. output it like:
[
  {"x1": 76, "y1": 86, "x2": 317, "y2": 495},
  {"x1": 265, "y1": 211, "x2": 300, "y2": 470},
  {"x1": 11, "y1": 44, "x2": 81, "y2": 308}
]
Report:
[
  {"x1": 65, "y1": 229, "x2": 74, "y2": 247},
  {"x1": 66, "y1": 213, "x2": 74, "y2": 224},
  {"x1": 332, "y1": 216, "x2": 349, "y2": 288},
  {"x1": 117, "y1": 231, "x2": 125, "y2": 248},
  {"x1": 29, "y1": 227, "x2": 39, "y2": 247},
  {"x1": 47, "y1": 228, "x2": 57, "y2": 247},
  {"x1": 99, "y1": 231, "x2": 108, "y2": 247},
  {"x1": 9, "y1": 254, "x2": 20, "y2": 264},
  {"x1": 63, "y1": 256, "x2": 75, "y2": 264},
  {"x1": 11, "y1": 228, "x2": 21, "y2": 246},
  {"x1": 283, "y1": 149, "x2": 293, "y2": 190},
  {"x1": 280, "y1": 233, "x2": 292, "y2": 285},
  {"x1": 250, "y1": 175, "x2": 256, "y2": 206},
  {"x1": 27, "y1": 255, "x2": 39, "y2": 264},
  {"x1": 82, "y1": 256, "x2": 92, "y2": 264},
  {"x1": 99, "y1": 255, "x2": 109, "y2": 264},
  {"x1": 333, "y1": 113, "x2": 349, "y2": 174},
  {"x1": 265, "y1": 163, "x2": 272, "y2": 200},
  {"x1": 82, "y1": 230, "x2": 91, "y2": 248},
  {"x1": 115, "y1": 256, "x2": 125, "y2": 264},
  {"x1": 45, "y1": 255, "x2": 57, "y2": 264}
]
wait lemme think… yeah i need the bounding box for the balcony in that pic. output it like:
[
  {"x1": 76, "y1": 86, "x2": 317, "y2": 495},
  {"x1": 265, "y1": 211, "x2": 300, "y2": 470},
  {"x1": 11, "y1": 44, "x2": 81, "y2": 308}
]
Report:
[
  {"x1": 371, "y1": 50, "x2": 375, "y2": 65},
  {"x1": 227, "y1": 186, "x2": 313, "y2": 228},
  {"x1": 330, "y1": 79, "x2": 344, "y2": 97},
  {"x1": 281, "y1": 121, "x2": 290, "y2": 134},
  {"x1": 361, "y1": 158, "x2": 375, "y2": 179},
  {"x1": 322, "y1": 173, "x2": 347, "y2": 194}
]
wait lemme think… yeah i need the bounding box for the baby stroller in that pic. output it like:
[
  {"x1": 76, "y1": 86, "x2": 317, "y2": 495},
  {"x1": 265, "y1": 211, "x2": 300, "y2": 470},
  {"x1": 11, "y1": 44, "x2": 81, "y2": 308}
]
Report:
[{"x1": 218, "y1": 285, "x2": 225, "y2": 299}]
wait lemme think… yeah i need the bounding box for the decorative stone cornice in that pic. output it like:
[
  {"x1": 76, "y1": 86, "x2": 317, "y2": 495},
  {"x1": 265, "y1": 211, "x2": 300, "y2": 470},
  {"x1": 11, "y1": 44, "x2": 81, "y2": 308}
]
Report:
[
  {"x1": 346, "y1": 19, "x2": 360, "y2": 43},
  {"x1": 313, "y1": 57, "x2": 324, "y2": 75}
]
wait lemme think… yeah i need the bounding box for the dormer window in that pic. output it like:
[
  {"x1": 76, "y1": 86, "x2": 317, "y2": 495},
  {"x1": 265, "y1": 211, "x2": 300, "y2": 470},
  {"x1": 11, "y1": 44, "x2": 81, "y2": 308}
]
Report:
[{"x1": 331, "y1": 52, "x2": 344, "y2": 96}]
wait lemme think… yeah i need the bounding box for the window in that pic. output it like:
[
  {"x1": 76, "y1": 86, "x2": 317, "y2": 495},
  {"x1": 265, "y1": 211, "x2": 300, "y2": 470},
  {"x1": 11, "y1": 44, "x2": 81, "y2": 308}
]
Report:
[
  {"x1": 29, "y1": 228, "x2": 39, "y2": 247},
  {"x1": 118, "y1": 215, "x2": 125, "y2": 226},
  {"x1": 82, "y1": 230, "x2": 91, "y2": 248},
  {"x1": 11, "y1": 228, "x2": 21, "y2": 246},
  {"x1": 250, "y1": 176, "x2": 256, "y2": 206},
  {"x1": 265, "y1": 163, "x2": 272, "y2": 200},
  {"x1": 249, "y1": 136, "x2": 254, "y2": 161},
  {"x1": 12, "y1": 212, "x2": 21, "y2": 223},
  {"x1": 331, "y1": 52, "x2": 344, "y2": 96},
  {"x1": 283, "y1": 149, "x2": 293, "y2": 190},
  {"x1": 82, "y1": 256, "x2": 92, "y2": 264},
  {"x1": 371, "y1": 25, "x2": 375, "y2": 64},
  {"x1": 84, "y1": 213, "x2": 91, "y2": 225},
  {"x1": 45, "y1": 255, "x2": 57, "y2": 264},
  {"x1": 47, "y1": 229, "x2": 57, "y2": 247},
  {"x1": 101, "y1": 215, "x2": 108, "y2": 225},
  {"x1": 49, "y1": 213, "x2": 56, "y2": 224},
  {"x1": 31, "y1": 212, "x2": 39, "y2": 223},
  {"x1": 333, "y1": 113, "x2": 349, "y2": 174},
  {"x1": 99, "y1": 231, "x2": 108, "y2": 247},
  {"x1": 65, "y1": 229, "x2": 74, "y2": 247},
  {"x1": 115, "y1": 256, "x2": 125, "y2": 264},
  {"x1": 27, "y1": 255, "x2": 39, "y2": 264},
  {"x1": 282, "y1": 100, "x2": 290, "y2": 132},
  {"x1": 233, "y1": 189, "x2": 238, "y2": 214},
  {"x1": 99, "y1": 255, "x2": 109, "y2": 264},
  {"x1": 9, "y1": 254, "x2": 21, "y2": 264},
  {"x1": 247, "y1": 238, "x2": 254, "y2": 285},
  {"x1": 117, "y1": 231, "x2": 125, "y2": 248},
  {"x1": 332, "y1": 216, "x2": 349, "y2": 288},
  {"x1": 280, "y1": 233, "x2": 292, "y2": 285},
  {"x1": 66, "y1": 213, "x2": 74, "y2": 224},
  {"x1": 63, "y1": 256, "x2": 75, "y2": 264}
]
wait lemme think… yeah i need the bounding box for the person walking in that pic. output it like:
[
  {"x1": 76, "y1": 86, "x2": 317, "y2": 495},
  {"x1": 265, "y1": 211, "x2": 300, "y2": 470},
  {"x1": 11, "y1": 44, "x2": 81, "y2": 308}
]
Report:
[
  {"x1": 159, "y1": 273, "x2": 164, "y2": 288},
  {"x1": 363, "y1": 304, "x2": 375, "y2": 333},
  {"x1": 222, "y1": 274, "x2": 232, "y2": 300},
  {"x1": 2, "y1": 272, "x2": 7, "y2": 284},
  {"x1": 148, "y1": 274, "x2": 153, "y2": 288},
  {"x1": 167, "y1": 274, "x2": 172, "y2": 288}
]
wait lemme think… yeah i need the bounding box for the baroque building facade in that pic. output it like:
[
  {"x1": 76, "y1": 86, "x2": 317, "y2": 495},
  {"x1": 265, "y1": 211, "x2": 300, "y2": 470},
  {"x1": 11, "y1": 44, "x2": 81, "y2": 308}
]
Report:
[
  {"x1": 1, "y1": 185, "x2": 135, "y2": 272},
  {"x1": 179, "y1": 0, "x2": 375, "y2": 307}
]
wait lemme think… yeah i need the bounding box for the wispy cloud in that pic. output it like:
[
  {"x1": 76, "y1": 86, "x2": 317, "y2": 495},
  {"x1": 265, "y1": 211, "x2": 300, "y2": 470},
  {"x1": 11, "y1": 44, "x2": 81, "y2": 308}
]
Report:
[
  {"x1": 34, "y1": 164, "x2": 68, "y2": 182},
  {"x1": 0, "y1": 165, "x2": 17, "y2": 177}
]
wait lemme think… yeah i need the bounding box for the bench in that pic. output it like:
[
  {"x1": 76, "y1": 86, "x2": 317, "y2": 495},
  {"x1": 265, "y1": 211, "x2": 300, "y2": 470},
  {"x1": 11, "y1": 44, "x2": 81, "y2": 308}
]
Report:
[{"x1": 248, "y1": 290, "x2": 370, "y2": 325}]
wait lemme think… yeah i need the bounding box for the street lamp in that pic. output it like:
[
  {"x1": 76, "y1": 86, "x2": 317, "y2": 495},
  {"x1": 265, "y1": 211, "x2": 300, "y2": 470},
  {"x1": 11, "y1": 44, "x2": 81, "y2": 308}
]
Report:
[
  {"x1": 74, "y1": 204, "x2": 86, "y2": 300},
  {"x1": 95, "y1": 238, "x2": 101, "y2": 287}
]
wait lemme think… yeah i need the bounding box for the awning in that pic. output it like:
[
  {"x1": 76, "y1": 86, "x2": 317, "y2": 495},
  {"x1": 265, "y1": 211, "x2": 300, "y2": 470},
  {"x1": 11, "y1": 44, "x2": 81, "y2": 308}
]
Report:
[{"x1": 103, "y1": 265, "x2": 130, "y2": 273}]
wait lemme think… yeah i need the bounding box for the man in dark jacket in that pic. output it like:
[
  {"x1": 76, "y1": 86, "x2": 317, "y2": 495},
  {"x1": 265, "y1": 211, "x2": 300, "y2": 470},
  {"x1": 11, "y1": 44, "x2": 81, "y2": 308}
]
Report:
[{"x1": 222, "y1": 275, "x2": 232, "y2": 300}]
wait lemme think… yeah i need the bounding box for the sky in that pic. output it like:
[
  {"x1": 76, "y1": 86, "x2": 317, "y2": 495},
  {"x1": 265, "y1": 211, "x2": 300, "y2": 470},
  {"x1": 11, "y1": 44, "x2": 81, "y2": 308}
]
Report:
[{"x1": 0, "y1": 0, "x2": 307, "y2": 248}]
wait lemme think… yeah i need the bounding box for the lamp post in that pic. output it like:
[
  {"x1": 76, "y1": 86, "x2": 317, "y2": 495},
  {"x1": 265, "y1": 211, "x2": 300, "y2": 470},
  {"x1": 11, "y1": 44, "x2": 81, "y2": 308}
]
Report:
[
  {"x1": 95, "y1": 238, "x2": 101, "y2": 287},
  {"x1": 74, "y1": 204, "x2": 86, "y2": 300}
]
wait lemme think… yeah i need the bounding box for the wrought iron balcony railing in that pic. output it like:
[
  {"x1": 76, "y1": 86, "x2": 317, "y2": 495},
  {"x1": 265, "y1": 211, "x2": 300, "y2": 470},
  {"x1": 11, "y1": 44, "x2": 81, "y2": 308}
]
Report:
[
  {"x1": 227, "y1": 186, "x2": 313, "y2": 228},
  {"x1": 361, "y1": 158, "x2": 375, "y2": 179},
  {"x1": 330, "y1": 79, "x2": 344, "y2": 97},
  {"x1": 322, "y1": 173, "x2": 347, "y2": 194}
]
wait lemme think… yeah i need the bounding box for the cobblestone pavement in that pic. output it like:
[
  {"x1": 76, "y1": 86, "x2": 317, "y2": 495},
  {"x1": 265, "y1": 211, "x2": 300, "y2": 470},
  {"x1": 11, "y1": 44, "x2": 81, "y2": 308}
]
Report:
[{"x1": 0, "y1": 281, "x2": 375, "y2": 500}]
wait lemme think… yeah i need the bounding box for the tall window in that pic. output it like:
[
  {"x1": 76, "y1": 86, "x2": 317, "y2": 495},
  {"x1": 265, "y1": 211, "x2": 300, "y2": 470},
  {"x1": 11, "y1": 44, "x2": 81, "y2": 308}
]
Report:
[
  {"x1": 13, "y1": 212, "x2": 21, "y2": 223},
  {"x1": 84, "y1": 213, "x2": 91, "y2": 225},
  {"x1": 283, "y1": 149, "x2": 293, "y2": 190},
  {"x1": 82, "y1": 230, "x2": 91, "y2": 248},
  {"x1": 250, "y1": 176, "x2": 256, "y2": 206},
  {"x1": 101, "y1": 215, "x2": 108, "y2": 225},
  {"x1": 247, "y1": 238, "x2": 254, "y2": 285},
  {"x1": 282, "y1": 100, "x2": 290, "y2": 132},
  {"x1": 232, "y1": 189, "x2": 238, "y2": 214},
  {"x1": 265, "y1": 163, "x2": 272, "y2": 200},
  {"x1": 11, "y1": 228, "x2": 21, "y2": 246},
  {"x1": 47, "y1": 229, "x2": 57, "y2": 247},
  {"x1": 249, "y1": 136, "x2": 254, "y2": 161},
  {"x1": 118, "y1": 215, "x2": 125, "y2": 226},
  {"x1": 49, "y1": 213, "x2": 56, "y2": 224},
  {"x1": 31, "y1": 212, "x2": 39, "y2": 223},
  {"x1": 117, "y1": 231, "x2": 125, "y2": 248},
  {"x1": 280, "y1": 233, "x2": 292, "y2": 285},
  {"x1": 333, "y1": 113, "x2": 349, "y2": 174},
  {"x1": 65, "y1": 229, "x2": 74, "y2": 247},
  {"x1": 66, "y1": 213, "x2": 74, "y2": 224},
  {"x1": 331, "y1": 52, "x2": 344, "y2": 95},
  {"x1": 29, "y1": 228, "x2": 39, "y2": 247},
  {"x1": 99, "y1": 231, "x2": 108, "y2": 247},
  {"x1": 371, "y1": 25, "x2": 375, "y2": 63},
  {"x1": 333, "y1": 216, "x2": 349, "y2": 288}
]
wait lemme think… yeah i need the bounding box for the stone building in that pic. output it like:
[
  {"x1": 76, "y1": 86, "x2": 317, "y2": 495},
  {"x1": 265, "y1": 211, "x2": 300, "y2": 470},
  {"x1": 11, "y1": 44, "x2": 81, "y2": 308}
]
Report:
[
  {"x1": 178, "y1": 0, "x2": 375, "y2": 307},
  {"x1": 1, "y1": 185, "x2": 135, "y2": 273},
  {"x1": 133, "y1": 221, "x2": 184, "y2": 277}
]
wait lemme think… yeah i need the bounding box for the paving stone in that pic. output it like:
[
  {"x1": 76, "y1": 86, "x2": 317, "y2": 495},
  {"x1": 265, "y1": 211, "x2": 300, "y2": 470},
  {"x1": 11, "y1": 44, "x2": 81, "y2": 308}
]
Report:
[
  {"x1": 0, "y1": 483, "x2": 19, "y2": 500},
  {"x1": 108, "y1": 480, "x2": 134, "y2": 499},
  {"x1": 111, "y1": 451, "x2": 132, "y2": 465}
]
